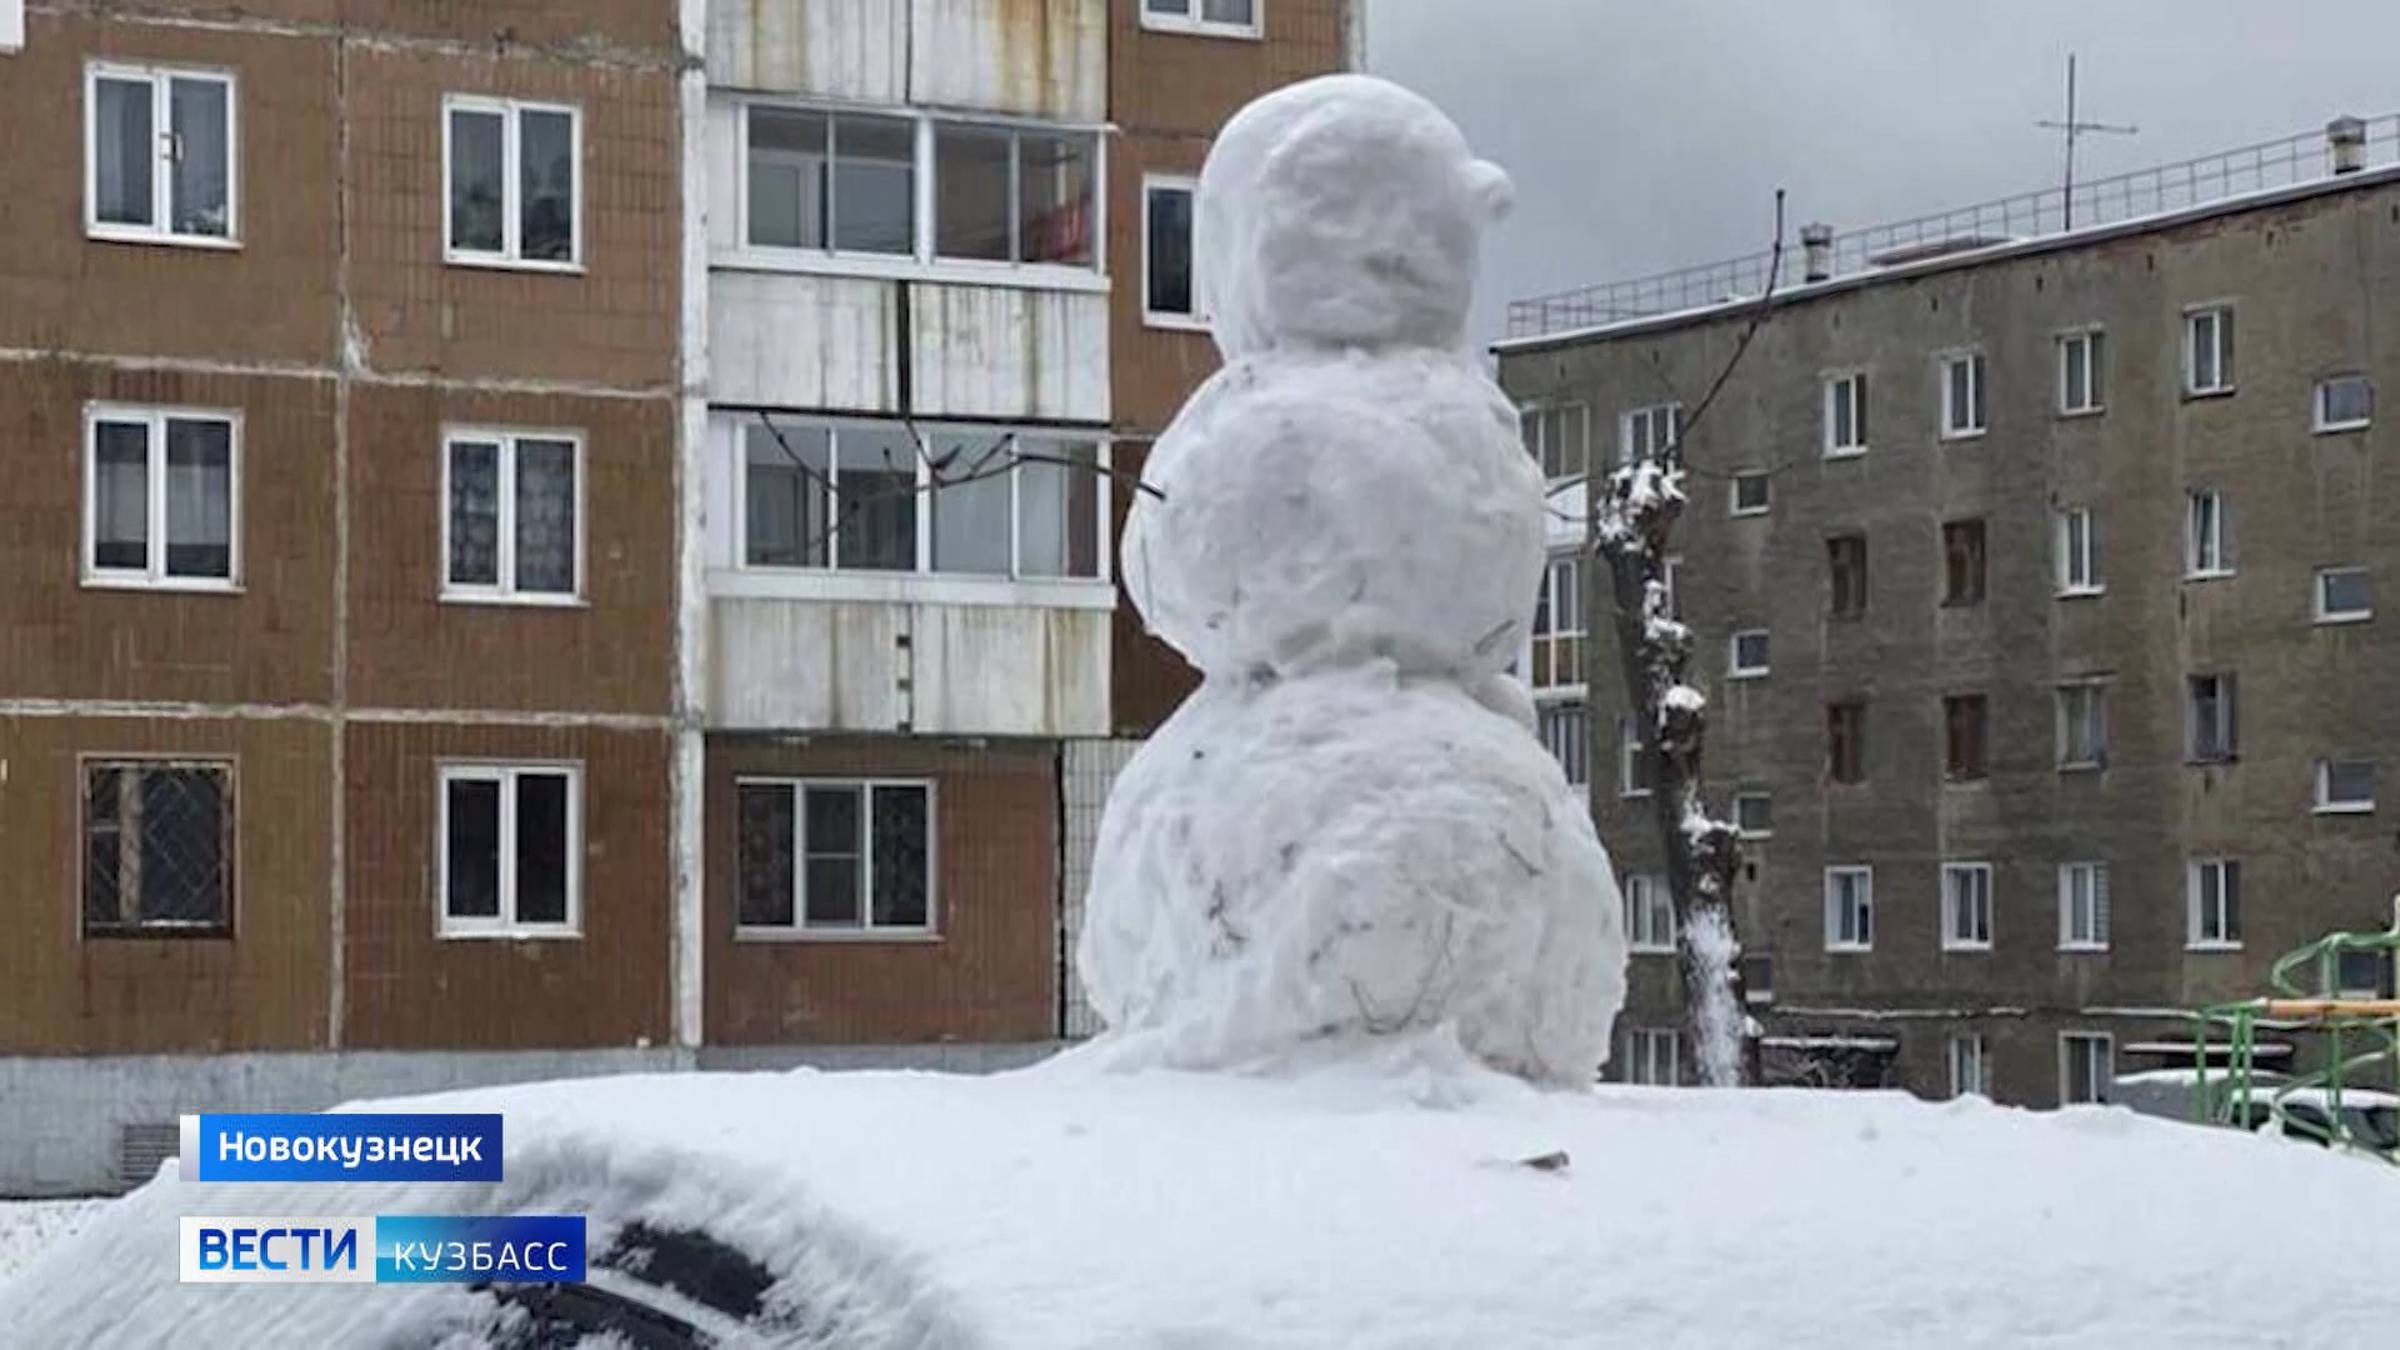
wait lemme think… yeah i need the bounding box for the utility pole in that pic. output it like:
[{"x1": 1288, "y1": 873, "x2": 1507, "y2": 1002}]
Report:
[{"x1": 2036, "y1": 54, "x2": 2137, "y2": 231}]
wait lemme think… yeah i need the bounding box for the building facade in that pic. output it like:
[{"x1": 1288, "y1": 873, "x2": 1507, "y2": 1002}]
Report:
[{"x1": 1499, "y1": 131, "x2": 2400, "y2": 1107}]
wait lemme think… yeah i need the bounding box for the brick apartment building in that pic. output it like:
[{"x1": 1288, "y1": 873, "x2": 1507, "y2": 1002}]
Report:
[
  {"x1": 1498, "y1": 116, "x2": 2400, "y2": 1107},
  {"x1": 0, "y1": 0, "x2": 1350, "y2": 1195}
]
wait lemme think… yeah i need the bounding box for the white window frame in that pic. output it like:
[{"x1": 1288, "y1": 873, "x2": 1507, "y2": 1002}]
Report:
[
  {"x1": 1727, "y1": 629, "x2": 1770, "y2": 680},
  {"x1": 1624, "y1": 873, "x2": 1675, "y2": 955},
  {"x1": 1947, "y1": 1034, "x2": 1990, "y2": 1098},
  {"x1": 733, "y1": 777, "x2": 939, "y2": 940},
  {"x1": 1729, "y1": 470, "x2": 1770, "y2": 517},
  {"x1": 2184, "y1": 305, "x2": 2234, "y2": 396},
  {"x1": 2314, "y1": 374, "x2": 2373, "y2": 433},
  {"x1": 1528, "y1": 553, "x2": 1586, "y2": 694},
  {"x1": 2315, "y1": 759, "x2": 2376, "y2": 815},
  {"x1": 2059, "y1": 1032, "x2": 2114, "y2": 1105},
  {"x1": 1940, "y1": 351, "x2": 1986, "y2": 440},
  {"x1": 1139, "y1": 0, "x2": 1264, "y2": 40},
  {"x1": 1521, "y1": 402, "x2": 1591, "y2": 486},
  {"x1": 440, "y1": 427, "x2": 586, "y2": 605},
  {"x1": 84, "y1": 62, "x2": 240, "y2": 248},
  {"x1": 2314, "y1": 566, "x2": 2372, "y2": 624},
  {"x1": 2187, "y1": 674, "x2": 2238, "y2": 764},
  {"x1": 1733, "y1": 790, "x2": 1772, "y2": 840},
  {"x1": 1940, "y1": 862, "x2": 1993, "y2": 952},
  {"x1": 81, "y1": 402, "x2": 243, "y2": 592},
  {"x1": 2054, "y1": 507, "x2": 2102, "y2": 596},
  {"x1": 1824, "y1": 865, "x2": 1873, "y2": 953},
  {"x1": 1822, "y1": 371, "x2": 1868, "y2": 457},
  {"x1": 1625, "y1": 1028, "x2": 1680, "y2": 1086},
  {"x1": 2056, "y1": 327, "x2": 2105, "y2": 416},
  {"x1": 2058, "y1": 862, "x2": 2110, "y2": 952},
  {"x1": 442, "y1": 94, "x2": 583, "y2": 272},
  {"x1": 435, "y1": 761, "x2": 583, "y2": 939},
  {"x1": 2184, "y1": 489, "x2": 2231, "y2": 579},
  {"x1": 1618, "y1": 713, "x2": 1652, "y2": 800},
  {"x1": 1619, "y1": 403, "x2": 1682, "y2": 468},
  {"x1": 2055, "y1": 680, "x2": 2107, "y2": 771},
  {"x1": 1140, "y1": 173, "x2": 1205, "y2": 329},
  {"x1": 2186, "y1": 857, "x2": 2241, "y2": 951},
  {"x1": 1537, "y1": 700, "x2": 1588, "y2": 788}
]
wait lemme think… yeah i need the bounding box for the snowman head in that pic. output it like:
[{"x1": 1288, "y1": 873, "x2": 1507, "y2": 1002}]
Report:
[{"x1": 1197, "y1": 74, "x2": 1512, "y2": 359}]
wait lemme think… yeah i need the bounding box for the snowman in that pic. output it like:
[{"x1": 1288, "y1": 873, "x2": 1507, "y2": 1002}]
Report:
[{"x1": 1078, "y1": 75, "x2": 1626, "y2": 1086}]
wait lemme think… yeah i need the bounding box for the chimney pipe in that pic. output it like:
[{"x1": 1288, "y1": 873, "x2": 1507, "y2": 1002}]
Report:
[
  {"x1": 2329, "y1": 116, "x2": 2367, "y2": 175},
  {"x1": 1800, "y1": 223, "x2": 1834, "y2": 283}
]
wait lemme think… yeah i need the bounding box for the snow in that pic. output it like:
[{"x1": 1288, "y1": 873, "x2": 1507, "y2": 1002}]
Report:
[
  {"x1": 17, "y1": 1052, "x2": 2400, "y2": 1347},
  {"x1": 1093, "y1": 75, "x2": 1623, "y2": 1085},
  {"x1": 0, "y1": 1198, "x2": 110, "y2": 1285}
]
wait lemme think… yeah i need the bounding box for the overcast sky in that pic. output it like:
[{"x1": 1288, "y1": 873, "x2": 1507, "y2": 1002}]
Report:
[{"x1": 1364, "y1": 0, "x2": 2400, "y2": 347}]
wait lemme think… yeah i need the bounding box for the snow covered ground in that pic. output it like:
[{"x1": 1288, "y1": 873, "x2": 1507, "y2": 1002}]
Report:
[
  {"x1": 0, "y1": 1197, "x2": 112, "y2": 1284},
  {"x1": 10, "y1": 1035, "x2": 2400, "y2": 1347}
]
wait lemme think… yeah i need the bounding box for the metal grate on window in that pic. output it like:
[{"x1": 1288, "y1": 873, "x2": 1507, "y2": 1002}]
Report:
[
  {"x1": 117, "y1": 1121, "x2": 181, "y2": 1189},
  {"x1": 83, "y1": 760, "x2": 232, "y2": 936}
]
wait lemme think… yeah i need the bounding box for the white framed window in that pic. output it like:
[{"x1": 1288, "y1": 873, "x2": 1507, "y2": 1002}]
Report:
[
  {"x1": 2057, "y1": 328, "x2": 2105, "y2": 414},
  {"x1": 1623, "y1": 873, "x2": 1675, "y2": 954},
  {"x1": 445, "y1": 95, "x2": 580, "y2": 269},
  {"x1": 1947, "y1": 1034, "x2": 1990, "y2": 1098},
  {"x1": 442, "y1": 429, "x2": 583, "y2": 603},
  {"x1": 735, "y1": 778, "x2": 935, "y2": 936},
  {"x1": 2185, "y1": 305, "x2": 2234, "y2": 395},
  {"x1": 2054, "y1": 507, "x2": 2101, "y2": 596},
  {"x1": 1661, "y1": 554, "x2": 1683, "y2": 621},
  {"x1": 2187, "y1": 674, "x2": 2238, "y2": 764},
  {"x1": 1538, "y1": 701, "x2": 1588, "y2": 787},
  {"x1": 81, "y1": 758, "x2": 235, "y2": 937},
  {"x1": 1941, "y1": 863, "x2": 1992, "y2": 952},
  {"x1": 1140, "y1": 0, "x2": 1262, "y2": 39},
  {"x1": 2058, "y1": 862, "x2": 2110, "y2": 951},
  {"x1": 85, "y1": 62, "x2": 237, "y2": 246},
  {"x1": 1727, "y1": 629, "x2": 1770, "y2": 679},
  {"x1": 1624, "y1": 1027, "x2": 1680, "y2": 1085},
  {"x1": 83, "y1": 404, "x2": 239, "y2": 590},
  {"x1": 2315, "y1": 567, "x2": 2371, "y2": 624},
  {"x1": 438, "y1": 763, "x2": 581, "y2": 938},
  {"x1": 2187, "y1": 857, "x2": 2241, "y2": 949},
  {"x1": 2316, "y1": 759, "x2": 2376, "y2": 814},
  {"x1": 1823, "y1": 371, "x2": 1868, "y2": 456},
  {"x1": 1142, "y1": 174, "x2": 1202, "y2": 327},
  {"x1": 1733, "y1": 790, "x2": 1772, "y2": 839},
  {"x1": 1529, "y1": 554, "x2": 1585, "y2": 691},
  {"x1": 1618, "y1": 714, "x2": 1655, "y2": 799},
  {"x1": 1940, "y1": 352, "x2": 1986, "y2": 439},
  {"x1": 1520, "y1": 403, "x2": 1590, "y2": 484},
  {"x1": 1619, "y1": 403, "x2": 1681, "y2": 468},
  {"x1": 2184, "y1": 490, "x2": 2231, "y2": 578},
  {"x1": 1730, "y1": 470, "x2": 1770, "y2": 516},
  {"x1": 2314, "y1": 375, "x2": 2373, "y2": 432},
  {"x1": 2055, "y1": 681, "x2": 2107, "y2": 770},
  {"x1": 1824, "y1": 865, "x2": 1873, "y2": 952},
  {"x1": 2060, "y1": 1032, "x2": 2113, "y2": 1105}
]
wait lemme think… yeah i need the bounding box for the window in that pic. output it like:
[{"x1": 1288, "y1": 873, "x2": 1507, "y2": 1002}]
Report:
[
  {"x1": 1730, "y1": 471, "x2": 1770, "y2": 516},
  {"x1": 2315, "y1": 375, "x2": 2373, "y2": 432},
  {"x1": 2060, "y1": 1033, "x2": 2113, "y2": 1105},
  {"x1": 1619, "y1": 403, "x2": 1681, "y2": 468},
  {"x1": 1947, "y1": 1034, "x2": 1990, "y2": 1098},
  {"x1": 2336, "y1": 950, "x2": 2390, "y2": 1000},
  {"x1": 445, "y1": 96, "x2": 579, "y2": 267},
  {"x1": 2188, "y1": 858, "x2": 2241, "y2": 949},
  {"x1": 736, "y1": 420, "x2": 1103, "y2": 580},
  {"x1": 87, "y1": 63, "x2": 236, "y2": 244},
  {"x1": 1827, "y1": 700, "x2": 1865, "y2": 784},
  {"x1": 2056, "y1": 682, "x2": 2107, "y2": 770},
  {"x1": 1733, "y1": 790, "x2": 1772, "y2": 839},
  {"x1": 2185, "y1": 306, "x2": 2234, "y2": 395},
  {"x1": 84, "y1": 405, "x2": 237, "y2": 588},
  {"x1": 1538, "y1": 702, "x2": 1588, "y2": 787},
  {"x1": 2055, "y1": 508, "x2": 2102, "y2": 595},
  {"x1": 938, "y1": 122, "x2": 1095, "y2": 266},
  {"x1": 1826, "y1": 534, "x2": 1868, "y2": 618},
  {"x1": 1823, "y1": 372, "x2": 1868, "y2": 456},
  {"x1": 1943, "y1": 694, "x2": 1987, "y2": 782},
  {"x1": 2059, "y1": 862, "x2": 2110, "y2": 951},
  {"x1": 1661, "y1": 555, "x2": 1684, "y2": 621},
  {"x1": 1624, "y1": 1028, "x2": 1680, "y2": 1085},
  {"x1": 1624, "y1": 874, "x2": 1675, "y2": 954},
  {"x1": 1529, "y1": 555, "x2": 1585, "y2": 690},
  {"x1": 82, "y1": 760, "x2": 233, "y2": 937},
  {"x1": 1941, "y1": 519, "x2": 1986, "y2": 606},
  {"x1": 1941, "y1": 352, "x2": 1986, "y2": 438},
  {"x1": 1824, "y1": 866, "x2": 1873, "y2": 951},
  {"x1": 443, "y1": 430, "x2": 580, "y2": 601},
  {"x1": 1728, "y1": 629, "x2": 1769, "y2": 679},
  {"x1": 1520, "y1": 404, "x2": 1590, "y2": 484},
  {"x1": 1143, "y1": 176, "x2": 1201, "y2": 325},
  {"x1": 438, "y1": 764, "x2": 580, "y2": 937},
  {"x1": 2187, "y1": 675, "x2": 2238, "y2": 764},
  {"x1": 1740, "y1": 952, "x2": 1774, "y2": 1005},
  {"x1": 1618, "y1": 714, "x2": 1656, "y2": 798},
  {"x1": 2057, "y1": 329, "x2": 2105, "y2": 414},
  {"x1": 736, "y1": 779, "x2": 934, "y2": 935},
  {"x1": 2184, "y1": 490, "x2": 2231, "y2": 577},
  {"x1": 1141, "y1": 0, "x2": 1261, "y2": 38},
  {"x1": 1942, "y1": 863, "x2": 1993, "y2": 951},
  {"x1": 2315, "y1": 567, "x2": 2371, "y2": 623},
  {"x1": 2316, "y1": 759, "x2": 2375, "y2": 814}
]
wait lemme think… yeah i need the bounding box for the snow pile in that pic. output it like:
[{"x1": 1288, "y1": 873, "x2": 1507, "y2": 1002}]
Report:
[
  {"x1": 15, "y1": 1056, "x2": 2400, "y2": 1347},
  {"x1": 0, "y1": 1198, "x2": 110, "y2": 1284},
  {"x1": 1093, "y1": 74, "x2": 1623, "y2": 1085}
]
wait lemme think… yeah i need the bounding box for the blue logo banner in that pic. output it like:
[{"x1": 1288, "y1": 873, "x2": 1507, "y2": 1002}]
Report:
[
  {"x1": 182, "y1": 1113, "x2": 504, "y2": 1183},
  {"x1": 375, "y1": 1215, "x2": 587, "y2": 1283}
]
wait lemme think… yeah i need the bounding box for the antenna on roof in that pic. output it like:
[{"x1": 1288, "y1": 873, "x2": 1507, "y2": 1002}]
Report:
[{"x1": 2036, "y1": 54, "x2": 2138, "y2": 230}]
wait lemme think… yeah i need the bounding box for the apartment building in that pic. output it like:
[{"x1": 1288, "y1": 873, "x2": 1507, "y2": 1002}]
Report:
[{"x1": 1498, "y1": 117, "x2": 2400, "y2": 1106}]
